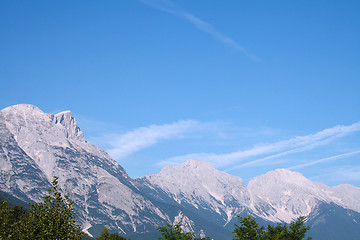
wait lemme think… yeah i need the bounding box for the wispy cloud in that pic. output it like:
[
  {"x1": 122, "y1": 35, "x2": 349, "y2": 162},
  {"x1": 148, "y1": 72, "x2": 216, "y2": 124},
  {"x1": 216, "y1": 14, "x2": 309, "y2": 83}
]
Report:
[
  {"x1": 312, "y1": 166, "x2": 360, "y2": 184},
  {"x1": 289, "y1": 150, "x2": 360, "y2": 170},
  {"x1": 159, "y1": 122, "x2": 360, "y2": 169},
  {"x1": 332, "y1": 166, "x2": 360, "y2": 182},
  {"x1": 140, "y1": 0, "x2": 260, "y2": 61},
  {"x1": 106, "y1": 120, "x2": 200, "y2": 160}
]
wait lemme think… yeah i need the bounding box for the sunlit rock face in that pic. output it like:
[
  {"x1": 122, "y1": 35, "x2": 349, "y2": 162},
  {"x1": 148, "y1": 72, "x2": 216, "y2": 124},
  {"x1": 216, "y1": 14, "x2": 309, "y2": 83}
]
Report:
[{"x1": 0, "y1": 104, "x2": 169, "y2": 236}]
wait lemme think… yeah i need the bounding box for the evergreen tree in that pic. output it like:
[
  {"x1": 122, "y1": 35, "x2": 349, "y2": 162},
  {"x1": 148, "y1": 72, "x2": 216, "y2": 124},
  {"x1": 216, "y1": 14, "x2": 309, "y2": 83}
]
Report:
[
  {"x1": 233, "y1": 216, "x2": 312, "y2": 240},
  {"x1": 157, "y1": 223, "x2": 210, "y2": 240},
  {"x1": 97, "y1": 227, "x2": 111, "y2": 240},
  {"x1": 233, "y1": 216, "x2": 265, "y2": 240},
  {"x1": 0, "y1": 200, "x2": 26, "y2": 239},
  {"x1": 264, "y1": 216, "x2": 311, "y2": 240},
  {"x1": 17, "y1": 176, "x2": 83, "y2": 239},
  {"x1": 96, "y1": 226, "x2": 129, "y2": 240}
]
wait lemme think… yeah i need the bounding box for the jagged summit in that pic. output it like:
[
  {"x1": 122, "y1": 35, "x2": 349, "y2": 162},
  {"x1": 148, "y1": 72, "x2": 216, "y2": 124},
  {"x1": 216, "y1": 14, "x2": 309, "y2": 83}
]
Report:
[
  {"x1": 52, "y1": 110, "x2": 85, "y2": 142},
  {"x1": 55, "y1": 110, "x2": 72, "y2": 115},
  {"x1": 1, "y1": 104, "x2": 85, "y2": 143},
  {"x1": 157, "y1": 159, "x2": 216, "y2": 176},
  {"x1": 180, "y1": 159, "x2": 214, "y2": 169},
  {"x1": 249, "y1": 168, "x2": 309, "y2": 186}
]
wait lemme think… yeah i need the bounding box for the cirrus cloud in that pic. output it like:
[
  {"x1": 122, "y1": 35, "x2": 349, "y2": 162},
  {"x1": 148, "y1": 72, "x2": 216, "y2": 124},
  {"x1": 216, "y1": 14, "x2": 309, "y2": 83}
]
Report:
[
  {"x1": 140, "y1": 0, "x2": 260, "y2": 61},
  {"x1": 106, "y1": 120, "x2": 200, "y2": 160},
  {"x1": 159, "y1": 122, "x2": 360, "y2": 170}
]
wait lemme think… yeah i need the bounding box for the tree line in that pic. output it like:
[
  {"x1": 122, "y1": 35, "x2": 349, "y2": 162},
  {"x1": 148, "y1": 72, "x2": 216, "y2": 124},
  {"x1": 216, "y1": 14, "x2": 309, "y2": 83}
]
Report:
[{"x1": 0, "y1": 177, "x2": 311, "y2": 239}]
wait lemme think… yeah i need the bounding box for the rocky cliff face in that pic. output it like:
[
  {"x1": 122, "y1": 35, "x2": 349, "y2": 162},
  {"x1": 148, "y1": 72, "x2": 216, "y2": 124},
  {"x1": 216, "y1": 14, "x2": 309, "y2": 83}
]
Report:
[
  {"x1": 0, "y1": 104, "x2": 169, "y2": 237},
  {"x1": 51, "y1": 110, "x2": 85, "y2": 142},
  {"x1": 0, "y1": 112, "x2": 50, "y2": 203},
  {"x1": 136, "y1": 160, "x2": 251, "y2": 226}
]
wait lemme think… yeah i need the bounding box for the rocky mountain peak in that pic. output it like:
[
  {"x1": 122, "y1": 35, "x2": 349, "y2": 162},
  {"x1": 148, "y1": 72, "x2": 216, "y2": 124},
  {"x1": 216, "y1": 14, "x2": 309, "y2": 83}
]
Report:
[
  {"x1": 52, "y1": 110, "x2": 85, "y2": 142},
  {"x1": 181, "y1": 159, "x2": 214, "y2": 169},
  {"x1": 247, "y1": 168, "x2": 336, "y2": 222},
  {"x1": 249, "y1": 168, "x2": 309, "y2": 187},
  {"x1": 1, "y1": 104, "x2": 44, "y2": 121},
  {"x1": 2, "y1": 103, "x2": 39, "y2": 112}
]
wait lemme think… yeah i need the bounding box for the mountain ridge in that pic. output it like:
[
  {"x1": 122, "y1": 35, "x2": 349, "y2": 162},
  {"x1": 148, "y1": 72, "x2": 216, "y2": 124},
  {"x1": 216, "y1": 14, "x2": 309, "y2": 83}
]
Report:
[
  {"x1": 139, "y1": 160, "x2": 360, "y2": 223},
  {"x1": 0, "y1": 104, "x2": 170, "y2": 237},
  {"x1": 1, "y1": 104, "x2": 360, "y2": 239}
]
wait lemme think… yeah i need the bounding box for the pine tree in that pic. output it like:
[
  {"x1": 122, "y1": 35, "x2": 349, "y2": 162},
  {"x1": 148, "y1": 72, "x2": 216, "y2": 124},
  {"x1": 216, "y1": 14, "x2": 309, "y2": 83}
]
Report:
[
  {"x1": 233, "y1": 216, "x2": 312, "y2": 240},
  {"x1": 157, "y1": 223, "x2": 210, "y2": 240},
  {"x1": 17, "y1": 176, "x2": 83, "y2": 239},
  {"x1": 233, "y1": 216, "x2": 265, "y2": 240},
  {"x1": 0, "y1": 199, "x2": 26, "y2": 239},
  {"x1": 96, "y1": 226, "x2": 129, "y2": 240}
]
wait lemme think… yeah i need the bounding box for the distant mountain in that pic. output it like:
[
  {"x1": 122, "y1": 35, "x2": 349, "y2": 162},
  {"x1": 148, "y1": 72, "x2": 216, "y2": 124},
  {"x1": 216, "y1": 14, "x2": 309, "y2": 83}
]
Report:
[
  {"x1": 135, "y1": 160, "x2": 251, "y2": 239},
  {"x1": 137, "y1": 160, "x2": 360, "y2": 239},
  {"x1": 247, "y1": 168, "x2": 360, "y2": 222},
  {"x1": 307, "y1": 202, "x2": 360, "y2": 239},
  {"x1": 1, "y1": 104, "x2": 360, "y2": 239},
  {"x1": 136, "y1": 160, "x2": 250, "y2": 225},
  {"x1": 0, "y1": 189, "x2": 29, "y2": 208}
]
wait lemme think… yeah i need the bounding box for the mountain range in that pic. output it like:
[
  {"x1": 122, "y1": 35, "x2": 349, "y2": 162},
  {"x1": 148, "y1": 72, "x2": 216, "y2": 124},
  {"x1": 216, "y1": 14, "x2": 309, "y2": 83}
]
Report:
[{"x1": 0, "y1": 104, "x2": 359, "y2": 239}]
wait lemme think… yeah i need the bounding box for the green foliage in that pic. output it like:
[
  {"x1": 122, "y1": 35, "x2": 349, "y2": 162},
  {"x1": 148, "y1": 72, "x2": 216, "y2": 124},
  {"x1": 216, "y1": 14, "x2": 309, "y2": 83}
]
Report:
[
  {"x1": 233, "y1": 216, "x2": 312, "y2": 240},
  {"x1": 96, "y1": 226, "x2": 128, "y2": 240},
  {"x1": 19, "y1": 176, "x2": 83, "y2": 239},
  {"x1": 265, "y1": 216, "x2": 312, "y2": 240},
  {"x1": 157, "y1": 223, "x2": 194, "y2": 240},
  {"x1": 157, "y1": 223, "x2": 210, "y2": 240},
  {"x1": 0, "y1": 200, "x2": 26, "y2": 239},
  {"x1": 0, "y1": 176, "x2": 84, "y2": 239},
  {"x1": 233, "y1": 216, "x2": 265, "y2": 240}
]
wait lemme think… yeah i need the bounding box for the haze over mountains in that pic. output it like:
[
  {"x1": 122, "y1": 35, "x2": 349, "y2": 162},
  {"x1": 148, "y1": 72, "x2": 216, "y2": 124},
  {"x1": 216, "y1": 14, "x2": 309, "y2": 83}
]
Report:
[{"x1": 1, "y1": 104, "x2": 360, "y2": 239}]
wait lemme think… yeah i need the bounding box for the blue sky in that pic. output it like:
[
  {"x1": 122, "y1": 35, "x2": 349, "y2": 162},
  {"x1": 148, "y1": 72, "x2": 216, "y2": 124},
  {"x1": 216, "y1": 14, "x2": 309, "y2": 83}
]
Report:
[{"x1": 1, "y1": 0, "x2": 359, "y2": 186}]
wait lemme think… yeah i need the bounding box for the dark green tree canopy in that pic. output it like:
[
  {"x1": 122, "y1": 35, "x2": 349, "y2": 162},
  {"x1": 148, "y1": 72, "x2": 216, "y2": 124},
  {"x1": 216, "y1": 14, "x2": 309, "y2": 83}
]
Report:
[
  {"x1": 233, "y1": 216, "x2": 265, "y2": 240},
  {"x1": 0, "y1": 199, "x2": 26, "y2": 239},
  {"x1": 96, "y1": 226, "x2": 129, "y2": 240},
  {"x1": 233, "y1": 216, "x2": 312, "y2": 240},
  {"x1": 157, "y1": 222, "x2": 210, "y2": 240}
]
